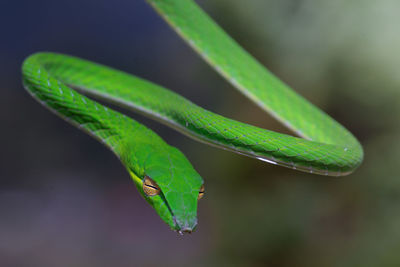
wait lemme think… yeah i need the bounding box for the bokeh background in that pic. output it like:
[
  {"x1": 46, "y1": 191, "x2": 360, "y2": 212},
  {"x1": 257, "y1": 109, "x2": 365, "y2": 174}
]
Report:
[{"x1": 1, "y1": 0, "x2": 399, "y2": 266}]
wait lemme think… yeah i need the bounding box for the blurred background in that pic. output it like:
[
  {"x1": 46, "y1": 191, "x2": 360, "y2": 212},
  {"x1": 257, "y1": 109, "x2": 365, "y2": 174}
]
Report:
[{"x1": 1, "y1": 0, "x2": 399, "y2": 266}]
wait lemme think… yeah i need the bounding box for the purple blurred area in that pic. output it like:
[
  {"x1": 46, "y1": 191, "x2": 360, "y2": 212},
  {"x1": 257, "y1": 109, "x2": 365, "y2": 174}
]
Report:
[{"x1": 1, "y1": 0, "x2": 400, "y2": 266}]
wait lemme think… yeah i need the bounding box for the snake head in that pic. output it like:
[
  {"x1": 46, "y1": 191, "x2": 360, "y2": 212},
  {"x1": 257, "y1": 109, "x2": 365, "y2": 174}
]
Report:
[{"x1": 122, "y1": 141, "x2": 204, "y2": 233}]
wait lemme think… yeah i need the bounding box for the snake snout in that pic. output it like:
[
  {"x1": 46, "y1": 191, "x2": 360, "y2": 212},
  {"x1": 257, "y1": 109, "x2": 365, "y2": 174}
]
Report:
[
  {"x1": 178, "y1": 227, "x2": 193, "y2": 235},
  {"x1": 174, "y1": 216, "x2": 197, "y2": 235}
]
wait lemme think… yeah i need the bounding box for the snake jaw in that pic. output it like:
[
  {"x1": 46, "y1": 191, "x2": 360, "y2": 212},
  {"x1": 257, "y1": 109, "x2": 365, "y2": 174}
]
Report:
[
  {"x1": 177, "y1": 229, "x2": 192, "y2": 235},
  {"x1": 173, "y1": 216, "x2": 197, "y2": 234}
]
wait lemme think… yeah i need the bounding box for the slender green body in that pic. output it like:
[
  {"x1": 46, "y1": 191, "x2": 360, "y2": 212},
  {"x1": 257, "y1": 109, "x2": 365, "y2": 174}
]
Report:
[{"x1": 22, "y1": 0, "x2": 363, "y2": 232}]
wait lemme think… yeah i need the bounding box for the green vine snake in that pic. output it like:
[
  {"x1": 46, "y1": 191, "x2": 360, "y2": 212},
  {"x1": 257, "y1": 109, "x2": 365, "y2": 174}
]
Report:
[{"x1": 22, "y1": 0, "x2": 363, "y2": 234}]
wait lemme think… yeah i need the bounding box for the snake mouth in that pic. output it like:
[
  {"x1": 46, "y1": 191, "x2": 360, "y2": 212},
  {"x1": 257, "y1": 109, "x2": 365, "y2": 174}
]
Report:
[
  {"x1": 173, "y1": 216, "x2": 198, "y2": 235},
  {"x1": 177, "y1": 228, "x2": 192, "y2": 235}
]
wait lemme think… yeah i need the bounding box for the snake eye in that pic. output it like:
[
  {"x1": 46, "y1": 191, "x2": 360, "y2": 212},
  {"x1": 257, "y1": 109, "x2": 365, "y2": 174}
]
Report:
[
  {"x1": 143, "y1": 176, "x2": 160, "y2": 196},
  {"x1": 198, "y1": 184, "x2": 205, "y2": 200}
]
